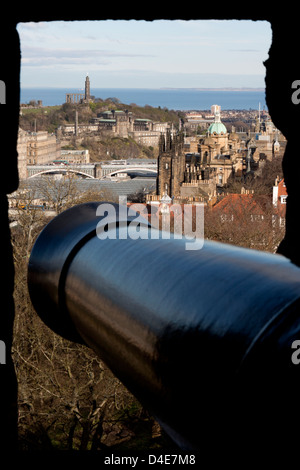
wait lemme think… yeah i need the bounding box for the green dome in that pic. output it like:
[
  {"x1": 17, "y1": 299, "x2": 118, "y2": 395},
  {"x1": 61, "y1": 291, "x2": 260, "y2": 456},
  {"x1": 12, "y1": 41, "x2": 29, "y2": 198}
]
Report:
[{"x1": 207, "y1": 122, "x2": 227, "y2": 135}]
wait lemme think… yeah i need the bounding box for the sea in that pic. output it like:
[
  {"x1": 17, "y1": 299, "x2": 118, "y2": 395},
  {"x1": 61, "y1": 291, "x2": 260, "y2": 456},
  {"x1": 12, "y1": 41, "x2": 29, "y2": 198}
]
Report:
[{"x1": 20, "y1": 88, "x2": 267, "y2": 111}]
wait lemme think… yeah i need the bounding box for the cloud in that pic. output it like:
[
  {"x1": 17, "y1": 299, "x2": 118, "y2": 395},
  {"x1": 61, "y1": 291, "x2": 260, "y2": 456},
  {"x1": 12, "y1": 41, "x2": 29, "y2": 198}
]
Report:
[
  {"x1": 21, "y1": 46, "x2": 155, "y2": 67},
  {"x1": 18, "y1": 20, "x2": 271, "y2": 88},
  {"x1": 17, "y1": 21, "x2": 48, "y2": 30}
]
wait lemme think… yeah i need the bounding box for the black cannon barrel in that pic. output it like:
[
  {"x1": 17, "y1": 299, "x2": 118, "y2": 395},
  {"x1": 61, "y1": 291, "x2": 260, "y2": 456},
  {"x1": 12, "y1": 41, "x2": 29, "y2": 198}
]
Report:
[{"x1": 28, "y1": 202, "x2": 300, "y2": 451}]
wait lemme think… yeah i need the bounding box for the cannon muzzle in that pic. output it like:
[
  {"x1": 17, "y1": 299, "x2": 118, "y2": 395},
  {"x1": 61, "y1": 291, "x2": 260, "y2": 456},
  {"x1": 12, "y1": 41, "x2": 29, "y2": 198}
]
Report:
[{"x1": 28, "y1": 202, "x2": 300, "y2": 451}]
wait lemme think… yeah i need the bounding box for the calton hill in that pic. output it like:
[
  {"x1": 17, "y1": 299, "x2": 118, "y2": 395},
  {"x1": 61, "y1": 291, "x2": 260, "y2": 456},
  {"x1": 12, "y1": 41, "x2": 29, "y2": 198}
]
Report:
[{"x1": 19, "y1": 98, "x2": 182, "y2": 160}]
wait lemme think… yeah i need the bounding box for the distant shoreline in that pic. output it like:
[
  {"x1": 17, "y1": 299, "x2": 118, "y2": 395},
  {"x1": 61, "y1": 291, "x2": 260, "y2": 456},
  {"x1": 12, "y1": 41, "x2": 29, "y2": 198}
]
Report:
[
  {"x1": 22, "y1": 86, "x2": 265, "y2": 92},
  {"x1": 159, "y1": 87, "x2": 265, "y2": 92},
  {"x1": 20, "y1": 87, "x2": 267, "y2": 110}
]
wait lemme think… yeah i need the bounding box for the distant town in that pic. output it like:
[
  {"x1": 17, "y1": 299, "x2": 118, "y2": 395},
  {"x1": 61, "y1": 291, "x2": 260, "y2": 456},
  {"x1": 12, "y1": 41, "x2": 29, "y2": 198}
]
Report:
[
  {"x1": 17, "y1": 76, "x2": 286, "y2": 189},
  {"x1": 13, "y1": 74, "x2": 287, "y2": 253}
]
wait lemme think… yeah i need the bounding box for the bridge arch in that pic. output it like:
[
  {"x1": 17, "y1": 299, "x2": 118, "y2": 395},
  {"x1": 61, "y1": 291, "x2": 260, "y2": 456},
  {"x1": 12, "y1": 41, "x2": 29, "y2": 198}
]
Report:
[
  {"x1": 104, "y1": 167, "x2": 157, "y2": 178},
  {"x1": 28, "y1": 168, "x2": 95, "y2": 179}
]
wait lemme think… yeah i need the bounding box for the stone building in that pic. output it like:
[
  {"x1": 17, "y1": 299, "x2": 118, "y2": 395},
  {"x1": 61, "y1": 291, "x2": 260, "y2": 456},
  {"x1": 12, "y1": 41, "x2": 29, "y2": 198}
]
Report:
[
  {"x1": 17, "y1": 128, "x2": 28, "y2": 179},
  {"x1": 156, "y1": 130, "x2": 186, "y2": 199},
  {"x1": 60, "y1": 149, "x2": 90, "y2": 164},
  {"x1": 27, "y1": 131, "x2": 61, "y2": 165},
  {"x1": 156, "y1": 105, "x2": 247, "y2": 203},
  {"x1": 17, "y1": 128, "x2": 61, "y2": 179},
  {"x1": 252, "y1": 119, "x2": 286, "y2": 161},
  {"x1": 183, "y1": 111, "x2": 214, "y2": 134},
  {"x1": 65, "y1": 74, "x2": 93, "y2": 104},
  {"x1": 60, "y1": 108, "x2": 174, "y2": 148},
  {"x1": 92, "y1": 109, "x2": 173, "y2": 146}
]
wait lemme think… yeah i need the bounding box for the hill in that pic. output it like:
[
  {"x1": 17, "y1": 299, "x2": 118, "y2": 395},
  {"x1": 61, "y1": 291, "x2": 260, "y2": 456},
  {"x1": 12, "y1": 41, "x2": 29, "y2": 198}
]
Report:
[{"x1": 19, "y1": 99, "x2": 182, "y2": 134}]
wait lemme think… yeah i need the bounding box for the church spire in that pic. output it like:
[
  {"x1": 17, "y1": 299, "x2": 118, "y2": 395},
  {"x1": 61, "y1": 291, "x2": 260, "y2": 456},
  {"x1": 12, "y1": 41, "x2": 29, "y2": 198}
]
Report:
[{"x1": 159, "y1": 133, "x2": 165, "y2": 154}]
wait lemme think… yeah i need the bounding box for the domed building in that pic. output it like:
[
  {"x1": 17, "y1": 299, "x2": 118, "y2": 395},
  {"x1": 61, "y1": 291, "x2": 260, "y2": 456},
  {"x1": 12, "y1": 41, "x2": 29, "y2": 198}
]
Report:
[
  {"x1": 207, "y1": 105, "x2": 228, "y2": 136},
  {"x1": 200, "y1": 105, "x2": 230, "y2": 157},
  {"x1": 155, "y1": 105, "x2": 245, "y2": 203},
  {"x1": 207, "y1": 121, "x2": 227, "y2": 135}
]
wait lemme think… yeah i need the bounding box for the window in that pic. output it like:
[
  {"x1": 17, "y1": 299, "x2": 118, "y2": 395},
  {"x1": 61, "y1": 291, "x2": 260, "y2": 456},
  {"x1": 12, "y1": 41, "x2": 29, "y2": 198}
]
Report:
[
  {"x1": 221, "y1": 214, "x2": 234, "y2": 222},
  {"x1": 280, "y1": 195, "x2": 287, "y2": 204},
  {"x1": 250, "y1": 214, "x2": 264, "y2": 222}
]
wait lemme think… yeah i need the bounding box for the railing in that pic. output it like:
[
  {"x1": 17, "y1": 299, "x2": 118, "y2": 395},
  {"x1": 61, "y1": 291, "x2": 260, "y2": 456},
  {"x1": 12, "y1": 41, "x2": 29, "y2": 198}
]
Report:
[{"x1": 27, "y1": 201, "x2": 300, "y2": 451}]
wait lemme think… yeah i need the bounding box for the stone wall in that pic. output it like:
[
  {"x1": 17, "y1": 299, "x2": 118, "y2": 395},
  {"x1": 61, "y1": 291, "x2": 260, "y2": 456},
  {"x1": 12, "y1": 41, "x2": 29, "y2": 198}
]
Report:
[{"x1": 2, "y1": 10, "x2": 300, "y2": 454}]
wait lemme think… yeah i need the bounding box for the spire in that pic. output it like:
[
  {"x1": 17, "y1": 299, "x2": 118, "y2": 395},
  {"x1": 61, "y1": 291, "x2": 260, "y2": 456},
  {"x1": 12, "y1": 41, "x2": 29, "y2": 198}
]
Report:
[
  {"x1": 211, "y1": 104, "x2": 221, "y2": 123},
  {"x1": 159, "y1": 133, "x2": 165, "y2": 154},
  {"x1": 207, "y1": 104, "x2": 227, "y2": 135},
  {"x1": 166, "y1": 128, "x2": 172, "y2": 151}
]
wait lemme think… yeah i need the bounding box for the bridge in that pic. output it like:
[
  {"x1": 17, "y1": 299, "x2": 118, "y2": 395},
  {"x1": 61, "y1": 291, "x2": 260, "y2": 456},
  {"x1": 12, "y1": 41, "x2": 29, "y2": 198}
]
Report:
[
  {"x1": 27, "y1": 163, "x2": 97, "y2": 179},
  {"x1": 99, "y1": 159, "x2": 157, "y2": 179},
  {"x1": 27, "y1": 159, "x2": 158, "y2": 180},
  {"x1": 103, "y1": 166, "x2": 158, "y2": 179}
]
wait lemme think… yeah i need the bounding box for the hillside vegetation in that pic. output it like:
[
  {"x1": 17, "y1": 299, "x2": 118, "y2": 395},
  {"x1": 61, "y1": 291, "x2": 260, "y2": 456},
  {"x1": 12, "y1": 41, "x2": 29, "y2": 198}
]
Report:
[
  {"x1": 19, "y1": 99, "x2": 182, "y2": 134},
  {"x1": 19, "y1": 99, "x2": 182, "y2": 160}
]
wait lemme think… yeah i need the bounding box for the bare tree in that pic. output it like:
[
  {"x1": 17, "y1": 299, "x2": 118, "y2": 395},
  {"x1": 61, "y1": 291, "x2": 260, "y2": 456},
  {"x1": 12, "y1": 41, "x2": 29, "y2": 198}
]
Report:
[
  {"x1": 10, "y1": 177, "x2": 166, "y2": 450},
  {"x1": 31, "y1": 173, "x2": 81, "y2": 214},
  {"x1": 204, "y1": 195, "x2": 285, "y2": 253}
]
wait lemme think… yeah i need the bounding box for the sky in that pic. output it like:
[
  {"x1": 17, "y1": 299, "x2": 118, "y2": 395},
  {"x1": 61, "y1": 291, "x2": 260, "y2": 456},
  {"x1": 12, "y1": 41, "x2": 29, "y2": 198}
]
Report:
[{"x1": 17, "y1": 20, "x2": 272, "y2": 89}]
